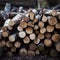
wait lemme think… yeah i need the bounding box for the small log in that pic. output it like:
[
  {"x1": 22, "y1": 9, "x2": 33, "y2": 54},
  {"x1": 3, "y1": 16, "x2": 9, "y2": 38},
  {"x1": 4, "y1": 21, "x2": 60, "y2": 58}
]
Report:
[
  {"x1": 1, "y1": 26, "x2": 7, "y2": 31},
  {"x1": 34, "y1": 25, "x2": 39, "y2": 30},
  {"x1": 51, "y1": 10, "x2": 57, "y2": 16},
  {"x1": 38, "y1": 33, "x2": 44, "y2": 39},
  {"x1": 19, "y1": 48, "x2": 27, "y2": 56},
  {"x1": 29, "y1": 12, "x2": 35, "y2": 20},
  {"x1": 55, "y1": 23, "x2": 60, "y2": 29},
  {"x1": 18, "y1": 31, "x2": 26, "y2": 38},
  {"x1": 23, "y1": 36, "x2": 30, "y2": 44},
  {"x1": 12, "y1": 14, "x2": 25, "y2": 21},
  {"x1": 9, "y1": 20, "x2": 15, "y2": 26},
  {"x1": 3, "y1": 19, "x2": 11, "y2": 27},
  {"x1": 50, "y1": 49, "x2": 58, "y2": 57},
  {"x1": 11, "y1": 47, "x2": 16, "y2": 52},
  {"x1": 52, "y1": 34, "x2": 60, "y2": 42},
  {"x1": 29, "y1": 43, "x2": 37, "y2": 51},
  {"x1": 38, "y1": 43, "x2": 44, "y2": 51},
  {"x1": 48, "y1": 17, "x2": 57, "y2": 25},
  {"x1": 42, "y1": 15, "x2": 47, "y2": 22},
  {"x1": 38, "y1": 21, "x2": 44, "y2": 28},
  {"x1": 35, "y1": 30, "x2": 39, "y2": 34},
  {"x1": 44, "y1": 39, "x2": 52, "y2": 47},
  {"x1": 27, "y1": 21, "x2": 34, "y2": 27},
  {"x1": 26, "y1": 27, "x2": 33, "y2": 34},
  {"x1": 34, "y1": 38, "x2": 40, "y2": 44},
  {"x1": 7, "y1": 51, "x2": 13, "y2": 57},
  {"x1": 46, "y1": 25, "x2": 54, "y2": 32},
  {"x1": 0, "y1": 40, "x2": 6, "y2": 47},
  {"x1": 29, "y1": 33, "x2": 36, "y2": 40},
  {"x1": 32, "y1": 9, "x2": 37, "y2": 14},
  {"x1": 28, "y1": 50, "x2": 35, "y2": 56},
  {"x1": 58, "y1": 14, "x2": 60, "y2": 19},
  {"x1": 35, "y1": 50, "x2": 40, "y2": 55},
  {"x1": 33, "y1": 18, "x2": 38, "y2": 24},
  {"x1": 2, "y1": 31, "x2": 8, "y2": 37},
  {"x1": 9, "y1": 34, "x2": 16, "y2": 42},
  {"x1": 17, "y1": 26, "x2": 23, "y2": 31},
  {"x1": 14, "y1": 41, "x2": 21, "y2": 48},
  {"x1": 8, "y1": 26, "x2": 13, "y2": 30},
  {"x1": 19, "y1": 21, "x2": 27, "y2": 28},
  {"x1": 23, "y1": 16, "x2": 29, "y2": 22},
  {"x1": 45, "y1": 33, "x2": 51, "y2": 38},
  {"x1": 56, "y1": 43, "x2": 60, "y2": 52},
  {"x1": 6, "y1": 41, "x2": 13, "y2": 48},
  {"x1": 40, "y1": 27, "x2": 46, "y2": 34}
]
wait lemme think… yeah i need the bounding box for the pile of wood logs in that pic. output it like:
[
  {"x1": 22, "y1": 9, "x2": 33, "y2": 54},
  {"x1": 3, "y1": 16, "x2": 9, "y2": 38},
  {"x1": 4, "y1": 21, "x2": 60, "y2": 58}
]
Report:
[{"x1": 0, "y1": 8, "x2": 60, "y2": 57}]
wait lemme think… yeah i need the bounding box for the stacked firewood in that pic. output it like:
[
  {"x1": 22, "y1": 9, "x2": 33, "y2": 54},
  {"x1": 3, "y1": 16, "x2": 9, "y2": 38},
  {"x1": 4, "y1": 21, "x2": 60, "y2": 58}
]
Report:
[{"x1": 0, "y1": 8, "x2": 60, "y2": 57}]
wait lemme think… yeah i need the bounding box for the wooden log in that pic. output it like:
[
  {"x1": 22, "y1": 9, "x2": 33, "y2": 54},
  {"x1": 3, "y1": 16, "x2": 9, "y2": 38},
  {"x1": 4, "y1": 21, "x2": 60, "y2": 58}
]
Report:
[
  {"x1": 58, "y1": 14, "x2": 60, "y2": 20},
  {"x1": 33, "y1": 18, "x2": 38, "y2": 24},
  {"x1": 38, "y1": 21, "x2": 44, "y2": 28},
  {"x1": 6, "y1": 41, "x2": 13, "y2": 48},
  {"x1": 46, "y1": 25, "x2": 54, "y2": 32},
  {"x1": 32, "y1": 9, "x2": 37, "y2": 15},
  {"x1": 3, "y1": 19, "x2": 11, "y2": 27},
  {"x1": 17, "y1": 26, "x2": 23, "y2": 31},
  {"x1": 2, "y1": 31, "x2": 8, "y2": 37},
  {"x1": 19, "y1": 21, "x2": 27, "y2": 28},
  {"x1": 0, "y1": 40, "x2": 6, "y2": 47},
  {"x1": 40, "y1": 27, "x2": 46, "y2": 34},
  {"x1": 14, "y1": 41, "x2": 21, "y2": 48},
  {"x1": 12, "y1": 13, "x2": 26, "y2": 21},
  {"x1": 29, "y1": 12, "x2": 35, "y2": 20},
  {"x1": 44, "y1": 39, "x2": 52, "y2": 47},
  {"x1": 9, "y1": 20, "x2": 15, "y2": 26},
  {"x1": 48, "y1": 17, "x2": 57, "y2": 25},
  {"x1": 45, "y1": 10, "x2": 60, "y2": 15},
  {"x1": 29, "y1": 33, "x2": 36, "y2": 40},
  {"x1": 22, "y1": 16, "x2": 29, "y2": 22},
  {"x1": 35, "y1": 50, "x2": 40, "y2": 55},
  {"x1": 11, "y1": 47, "x2": 16, "y2": 52},
  {"x1": 26, "y1": 27, "x2": 33, "y2": 34},
  {"x1": 55, "y1": 23, "x2": 60, "y2": 29},
  {"x1": 42, "y1": 15, "x2": 47, "y2": 22},
  {"x1": 1, "y1": 26, "x2": 7, "y2": 31},
  {"x1": 23, "y1": 36, "x2": 30, "y2": 44},
  {"x1": 50, "y1": 49, "x2": 58, "y2": 57},
  {"x1": 52, "y1": 34, "x2": 60, "y2": 42},
  {"x1": 7, "y1": 25, "x2": 13, "y2": 30},
  {"x1": 27, "y1": 21, "x2": 34, "y2": 27},
  {"x1": 37, "y1": 43, "x2": 44, "y2": 51},
  {"x1": 29, "y1": 43, "x2": 37, "y2": 51},
  {"x1": 34, "y1": 25, "x2": 39, "y2": 30},
  {"x1": 18, "y1": 31, "x2": 26, "y2": 38},
  {"x1": 38, "y1": 33, "x2": 44, "y2": 39},
  {"x1": 56, "y1": 43, "x2": 60, "y2": 52},
  {"x1": 7, "y1": 51, "x2": 13, "y2": 57},
  {"x1": 35, "y1": 30, "x2": 39, "y2": 34},
  {"x1": 19, "y1": 48, "x2": 27, "y2": 56},
  {"x1": 51, "y1": 10, "x2": 57, "y2": 16},
  {"x1": 34, "y1": 38, "x2": 40, "y2": 44},
  {"x1": 9, "y1": 34, "x2": 16, "y2": 42},
  {"x1": 28, "y1": 50, "x2": 35, "y2": 56},
  {"x1": 45, "y1": 33, "x2": 51, "y2": 38}
]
